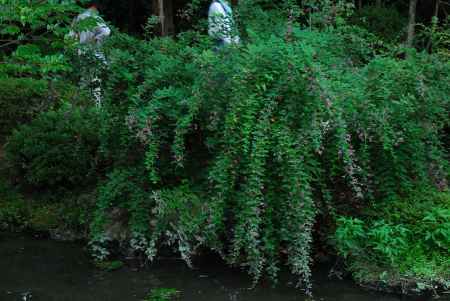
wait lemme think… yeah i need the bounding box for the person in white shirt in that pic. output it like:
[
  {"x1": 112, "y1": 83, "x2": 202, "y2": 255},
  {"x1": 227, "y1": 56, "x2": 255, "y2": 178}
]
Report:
[
  {"x1": 70, "y1": 3, "x2": 111, "y2": 57},
  {"x1": 69, "y1": 3, "x2": 111, "y2": 107},
  {"x1": 208, "y1": 0, "x2": 240, "y2": 49}
]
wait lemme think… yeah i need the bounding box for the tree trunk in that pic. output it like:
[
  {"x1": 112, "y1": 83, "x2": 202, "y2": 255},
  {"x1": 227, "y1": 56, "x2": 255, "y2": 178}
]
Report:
[
  {"x1": 406, "y1": 0, "x2": 418, "y2": 47},
  {"x1": 376, "y1": 0, "x2": 382, "y2": 7},
  {"x1": 128, "y1": 0, "x2": 136, "y2": 32},
  {"x1": 433, "y1": 0, "x2": 441, "y2": 17},
  {"x1": 153, "y1": 0, "x2": 174, "y2": 36},
  {"x1": 358, "y1": 0, "x2": 363, "y2": 10}
]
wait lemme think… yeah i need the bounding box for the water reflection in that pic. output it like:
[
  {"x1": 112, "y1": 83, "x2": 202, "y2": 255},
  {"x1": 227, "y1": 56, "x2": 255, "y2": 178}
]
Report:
[{"x1": 0, "y1": 234, "x2": 432, "y2": 301}]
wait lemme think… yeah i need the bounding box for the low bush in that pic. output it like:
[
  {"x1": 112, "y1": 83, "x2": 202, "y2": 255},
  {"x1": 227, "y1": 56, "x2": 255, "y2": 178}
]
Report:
[
  {"x1": 0, "y1": 197, "x2": 29, "y2": 231},
  {"x1": 335, "y1": 189, "x2": 450, "y2": 293},
  {"x1": 0, "y1": 76, "x2": 85, "y2": 142},
  {"x1": 5, "y1": 105, "x2": 102, "y2": 191},
  {"x1": 0, "y1": 180, "x2": 94, "y2": 235},
  {"x1": 0, "y1": 178, "x2": 28, "y2": 230},
  {"x1": 0, "y1": 77, "x2": 48, "y2": 139}
]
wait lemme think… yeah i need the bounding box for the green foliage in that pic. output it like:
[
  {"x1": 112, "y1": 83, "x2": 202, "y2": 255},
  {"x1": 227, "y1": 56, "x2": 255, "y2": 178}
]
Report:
[
  {"x1": 94, "y1": 260, "x2": 124, "y2": 271},
  {"x1": 0, "y1": 0, "x2": 99, "y2": 143},
  {"x1": 87, "y1": 15, "x2": 449, "y2": 291},
  {"x1": 336, "y1": 218, "x2": 411, "y2": 265},
  {"x1": 5, "y1": 105, "x2": 102, "y2": 190},
  {"x1": 0, "y1": 182, "x2": 28, "y2": 231},
  {"x1": 0, "y1": 178, "x2": 94, "y2": 234},
  {"x1": 28, "y1": 204, "x2": 59, "y2": 231},
  {"x1": 142, "y1": 184, "x2": 207, "y2": 266},
  {"x1": 351, "y1": 5, "x2": 407, "y2": 43},
  {"x1": 0, "y1": 0, "x2": 104, "y2": 139},
  {"x1": 144, "y1": 288, "x2": 180, "y2": 301},
  {"x1": 301, "y1": 0, "x2": 355, "y2": 28},
  {"x1": 371, "y1": 190, "x2": 450, "y2": 253},
  {"x1": 335, "y1": 190, "x2": 450, "y2": 292},
  {"x1": 422, "y1": 207, "x2": 450, "y2": 250},
  {"x1": 1, "y1": 0, "x2": 449, "y2": 294},
  {"x1": 0, "y1": 77, "x2": 47, "y2": 138},
  {"x1": 0, "y1": 76, "x2": 81, "y2": 139},
  {"x1": 417, "y1": 16, "x2": 450, "y2": 59},
  {"x1": 334, "y1": 217, "x2": 365, "y2": 258},
  {"x1": 97, "y1": 31, "x2": 322, "y2": 288},
  {"x1": 0, "y1": 0, "x2": 83, "y2": 78},
  {"x1": 91, "y1": 170, "x2": 207, "y2": 266},
  {"x1": 0, "y1": 178, "x2": 27, "y2": 230},
  {"x1": 26, "y1": 196, "x2": 92, "y2": 234},
  {"x1": 89, "y1": 167, "x2": 148, "y2": 260}
]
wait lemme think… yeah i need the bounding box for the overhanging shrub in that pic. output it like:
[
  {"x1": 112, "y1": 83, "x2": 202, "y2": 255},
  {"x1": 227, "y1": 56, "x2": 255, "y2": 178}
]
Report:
[{"x1": 88, "y1": 25, "x2": 449, "y2": 291}]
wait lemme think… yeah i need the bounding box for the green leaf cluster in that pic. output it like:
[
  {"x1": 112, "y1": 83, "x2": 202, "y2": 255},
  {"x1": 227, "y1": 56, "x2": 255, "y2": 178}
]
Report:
[
  {"x1": 335, "y1": 190, "x2": 450, "y2": 292},
  {"x1": 5, "y1": 105, "x2": 102, "y2": 190},
  {"x1": 144, "y1": 288, "x2": 180, "y2": 301}
]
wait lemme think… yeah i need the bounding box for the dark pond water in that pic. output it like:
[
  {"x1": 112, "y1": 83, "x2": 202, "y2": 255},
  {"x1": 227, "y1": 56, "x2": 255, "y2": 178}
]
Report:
[{"x1": 0, "y1": 234, "x2": 439, "y2": 301}]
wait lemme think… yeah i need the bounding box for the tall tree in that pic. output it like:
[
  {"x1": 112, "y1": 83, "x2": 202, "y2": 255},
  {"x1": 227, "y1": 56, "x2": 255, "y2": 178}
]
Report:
[
  {"x1": 128, "y1": 0, "x2": 137, "y2": 32},
  {"x1": 406, "y1": 0, "x2": 418, "y2": 47},
  {"x1": 433, "y1": 0, "x2": 441, "y2": 17},
  {"x1": 153, "y1": 0, "x2": 174, "y2": 36}
]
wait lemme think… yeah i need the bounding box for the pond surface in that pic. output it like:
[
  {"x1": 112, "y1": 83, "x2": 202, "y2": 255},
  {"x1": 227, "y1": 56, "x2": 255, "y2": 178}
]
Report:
[{"x1": 0, "y1": 234, "x2": 438, "y2": 301}]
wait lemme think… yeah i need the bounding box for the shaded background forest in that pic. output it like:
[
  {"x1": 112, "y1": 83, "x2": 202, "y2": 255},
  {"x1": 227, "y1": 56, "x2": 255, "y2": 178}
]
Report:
[{"x1": 98, "y1": 0, "x2": 447, "y2": 37}]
